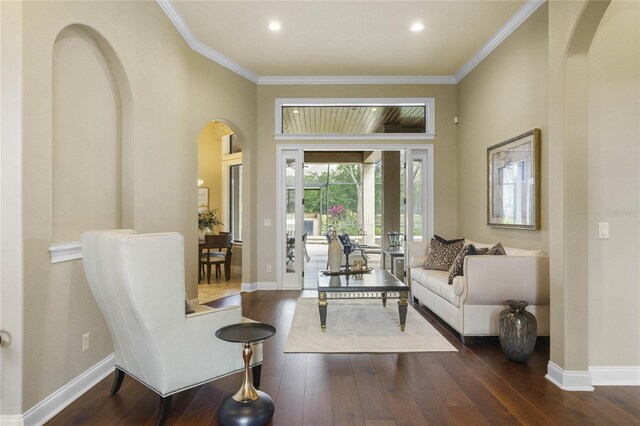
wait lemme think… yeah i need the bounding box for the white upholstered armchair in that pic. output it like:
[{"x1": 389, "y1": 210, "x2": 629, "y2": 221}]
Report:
[{"x1": 81, "y1": 230, "x2": 262, "y2": 425}]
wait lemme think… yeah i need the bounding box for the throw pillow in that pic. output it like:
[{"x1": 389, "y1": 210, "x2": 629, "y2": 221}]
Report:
[
  {"x1": 476, "y1": 247, "x2": 490, "y2": 255},
  {"x1": 448, "y1": 244, "x2": 478, "y2": 284},
  {"x1": 486, "y1": 242, "x2": 507, "y2": 256},
  {"x1": 424, "y1": 235, "x2": 465, "y2": 271},
  {"x1": 185, "y1": 298, "x2": 196, "y2": 314}
]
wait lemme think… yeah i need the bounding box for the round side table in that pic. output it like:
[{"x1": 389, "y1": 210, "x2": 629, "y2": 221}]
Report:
[{"x1": 216, "y1": 322, "x2": 276, "y2": 426}]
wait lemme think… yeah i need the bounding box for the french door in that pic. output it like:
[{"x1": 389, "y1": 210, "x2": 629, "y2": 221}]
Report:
[{"x1": 277, "y1": 146, "x2": 433, "y2": 289}]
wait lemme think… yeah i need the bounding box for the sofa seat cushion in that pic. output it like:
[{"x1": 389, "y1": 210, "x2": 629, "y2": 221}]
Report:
[{"x1": 411, "y1": 268, "x2": 460, "y2": 308}]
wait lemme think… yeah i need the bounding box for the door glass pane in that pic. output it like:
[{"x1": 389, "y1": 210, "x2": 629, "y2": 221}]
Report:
[
  {"x1": 412, "y1": 159, "x2": 424, "y2": 242},
  {"x1": 285, "y1": 158, "x2": 296, "y2": 273},
  {"x1": 400, "y1": 151, "x2": 406, "y2": 239}
]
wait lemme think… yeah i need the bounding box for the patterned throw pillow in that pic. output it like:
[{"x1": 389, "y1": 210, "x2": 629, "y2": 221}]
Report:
[
  {"x1": 424, "y1": 235, "x2": 465, "y2": 271},
  {"x1": 476, "y1": 247, "x2": 490, "y2": 255},
  {"x1": 448, "y1": 244, "x2": 478, "y2": 284},
  {"x1": 486, "y1": 242, "x2": 506, "y2": 255}
]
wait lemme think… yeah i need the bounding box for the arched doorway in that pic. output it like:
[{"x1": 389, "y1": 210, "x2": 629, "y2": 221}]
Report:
[{"x1": 197, "y1": 120, "x2": 245, "y2": 301}]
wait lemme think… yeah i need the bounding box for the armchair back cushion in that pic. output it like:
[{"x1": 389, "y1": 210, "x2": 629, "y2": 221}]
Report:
[
  {"x1": 81, "y1": 230, "x2": 185, "y2": 387},
  {"x1": 81, "y1": 230, "x2": 256, "y2": 397}
]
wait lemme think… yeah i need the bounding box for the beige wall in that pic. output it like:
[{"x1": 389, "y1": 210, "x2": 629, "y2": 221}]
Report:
[
  {"x1": 52, "y1": 26, "x2": 122, "y2": 242},
  {"x1": 19, "y1": 0, "x2": 256, "y2": 411},
  {"x1": 198, "y1": 123, "x2": 224, "y2": 218},
  {"x1": 188, "y1": 53, "x2": 258, "y2": 284},
  {"x1": 256, "y1": 84, "x2": 458, "y2": 283},
  {"x1": 457, "y1": 4, "x2": 549, "y2": 251},
  {"x1": 587, "y1": 0, "x2": 640, "y2": 367}
]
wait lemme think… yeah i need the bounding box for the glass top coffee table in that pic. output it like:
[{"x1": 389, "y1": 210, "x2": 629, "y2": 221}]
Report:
[{"x1": 317, "y1": 269, "x2": 410, "y2": 332}]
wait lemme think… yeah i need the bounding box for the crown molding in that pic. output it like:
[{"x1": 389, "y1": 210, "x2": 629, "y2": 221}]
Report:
[
  {"x1": 258, "y1": 75, "x2": 456, "y2": 85},
  {"x1": 157, "y1": 0, "x2": 544, "y2": 86},
  {"x1": 455, "y1": 0, "x2": 546, "y2": 83},
  {"x1": 156, "y1": 0, "x2": 259, "y2": 83}
]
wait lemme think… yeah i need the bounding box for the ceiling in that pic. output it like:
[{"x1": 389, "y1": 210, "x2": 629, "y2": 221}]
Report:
[
  {"x1": 160, "y1": 0, "x2": 542, "y2": 83},
  {"x1": 282, "y1": 105, "x2": 425, "y2": 134}
]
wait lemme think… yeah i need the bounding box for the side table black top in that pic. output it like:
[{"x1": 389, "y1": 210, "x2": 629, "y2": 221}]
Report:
[{"x1": 216, "y1": 322, "x2": 276, "y2": 344}]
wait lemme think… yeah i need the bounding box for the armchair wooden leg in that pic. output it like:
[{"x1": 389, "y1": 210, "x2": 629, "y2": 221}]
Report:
[
  {"x1": 207, "y1": 263, "x2": 212, "y2": 284},
  {"x1": 157, "y1": 395, "x2": 173, "y2": 426},
  {"x1": 110, "y1": 367, "x2": 125, "y2": 395},
  {"x1": 460, "y1": 335, "x2": 475, "y2": 345},
  {"x1": 252, "y1": 364, "x2": 262, "y2": 389}
]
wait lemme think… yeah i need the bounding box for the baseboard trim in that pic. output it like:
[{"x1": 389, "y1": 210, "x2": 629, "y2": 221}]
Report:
[
  {"x1": 257, "y1": 282, "x2": 278, "y2": 290},
  {"x1": 22, "y1": 354, "x2": 115, "y2": 426},
  {"x1": 545, "y1": 361, "x2": 594, "y2": 391},
  {"x1": 241, "y1": 282, "x2": 257, "y2": 292},
  {"x1": 0, "y1": 415, "x2": 24, "y2": 426},
  {"x1": 590, "y1": 366, "x2": 640, "y2": 386}
]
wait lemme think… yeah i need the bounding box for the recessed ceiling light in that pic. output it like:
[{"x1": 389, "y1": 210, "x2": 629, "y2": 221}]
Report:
[
  {"x1": 269, "y1": 22, "x2": 281, "y2": 31},
  {"x1": 410, "y1": 23, "x2": 425, "y2": 32},
  {"x1": 293, "y1": 110, "x2": 299, "y2": 114},
  {"x1": 371, "y1": 108, "x2": 378, "y2": 112}
]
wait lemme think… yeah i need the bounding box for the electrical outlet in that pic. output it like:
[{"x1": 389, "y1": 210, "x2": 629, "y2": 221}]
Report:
[
  {"x1": 266, "y1": 265, "x2": 272, "y2": 273},
  {"x1": 82, "y1": 333, "x2": 90, "y2": 352}
]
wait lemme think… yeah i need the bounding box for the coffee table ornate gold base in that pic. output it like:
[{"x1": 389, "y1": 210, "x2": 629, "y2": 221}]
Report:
[{"x1": 317, "y1": 269, "x2": 410, "y2": 332}]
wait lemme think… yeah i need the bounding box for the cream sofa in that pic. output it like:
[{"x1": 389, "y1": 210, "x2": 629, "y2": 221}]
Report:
[{"x1": 409, "y1": 239, "x2": 550, "y2": 344}]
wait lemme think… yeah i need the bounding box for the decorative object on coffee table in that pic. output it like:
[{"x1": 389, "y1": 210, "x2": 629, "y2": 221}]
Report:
[
  {"x1": 327, "y1": 230, "x2": 342, "y2": 272},
  {"x1": 498, "y1": 300, "x2": 537, "y2": 362},
  {"x1": 216, "y1": 322, "x2": 276, "y2": 426}
]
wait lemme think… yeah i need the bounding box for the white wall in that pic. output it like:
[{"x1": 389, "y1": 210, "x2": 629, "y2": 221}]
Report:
[
  {"x1": 587, "y1": 0, "x2": 640, "y2": 367},
  {"x1": 0, "y1": 0, "x2": 25, "y2": 417}
]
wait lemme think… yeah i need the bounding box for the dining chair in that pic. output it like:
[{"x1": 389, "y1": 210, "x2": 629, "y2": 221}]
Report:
[{"x1": 200, "y1": 234, "x2": 233, "y2": 283}]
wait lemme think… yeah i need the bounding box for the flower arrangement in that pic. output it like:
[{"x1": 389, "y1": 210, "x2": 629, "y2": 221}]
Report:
[
  {"x1": 198, "y1": 208, "x2": 222, "y2": 231},
  {"x1": 328, "y1": 204, "x2": 346, "y2": 229}
]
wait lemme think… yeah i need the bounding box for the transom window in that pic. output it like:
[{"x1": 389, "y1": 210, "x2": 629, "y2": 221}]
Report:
[{"x1": 275, "y1": 98, "x2": 435, "y2": 139}]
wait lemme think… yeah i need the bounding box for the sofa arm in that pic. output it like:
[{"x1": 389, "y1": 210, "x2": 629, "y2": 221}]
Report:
[
  {"x1": 462, "y1": 255, "x2": 550, "y2": 306},
  {"x1": 409, "y1": 241, "x2": 427, "y2": 268}
]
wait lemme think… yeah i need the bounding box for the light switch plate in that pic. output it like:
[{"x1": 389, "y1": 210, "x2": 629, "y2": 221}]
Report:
[{"x1": 598, "y1": 222, "x2": 609, "y2": 239}]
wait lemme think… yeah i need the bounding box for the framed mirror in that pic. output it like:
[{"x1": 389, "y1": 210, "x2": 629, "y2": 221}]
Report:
[{"x1": 487, "y1": 129, "x2": 540, "y2": 230}]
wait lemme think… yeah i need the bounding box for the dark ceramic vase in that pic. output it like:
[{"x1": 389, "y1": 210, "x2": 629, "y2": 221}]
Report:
[{"x1": 498, "y1": 300, "x2": 537, "y2": 362}]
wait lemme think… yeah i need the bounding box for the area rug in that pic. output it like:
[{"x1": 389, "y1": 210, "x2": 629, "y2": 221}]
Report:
[{"x1": 284, "y1": 298, "x2": 457, "y2": 353}]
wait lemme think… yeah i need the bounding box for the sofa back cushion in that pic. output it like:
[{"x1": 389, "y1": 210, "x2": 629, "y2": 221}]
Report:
[
  {"x1": 464, "y1": 239, "x2": 546, "y2": 256},
  {"x1": 424, "y1": 235, "x2": 464, "y2": 271}
]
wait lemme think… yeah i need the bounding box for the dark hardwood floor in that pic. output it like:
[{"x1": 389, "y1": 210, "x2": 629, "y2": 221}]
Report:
[{"x1": 49, "y1": 291, "x2": 640, "y2": 425}]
